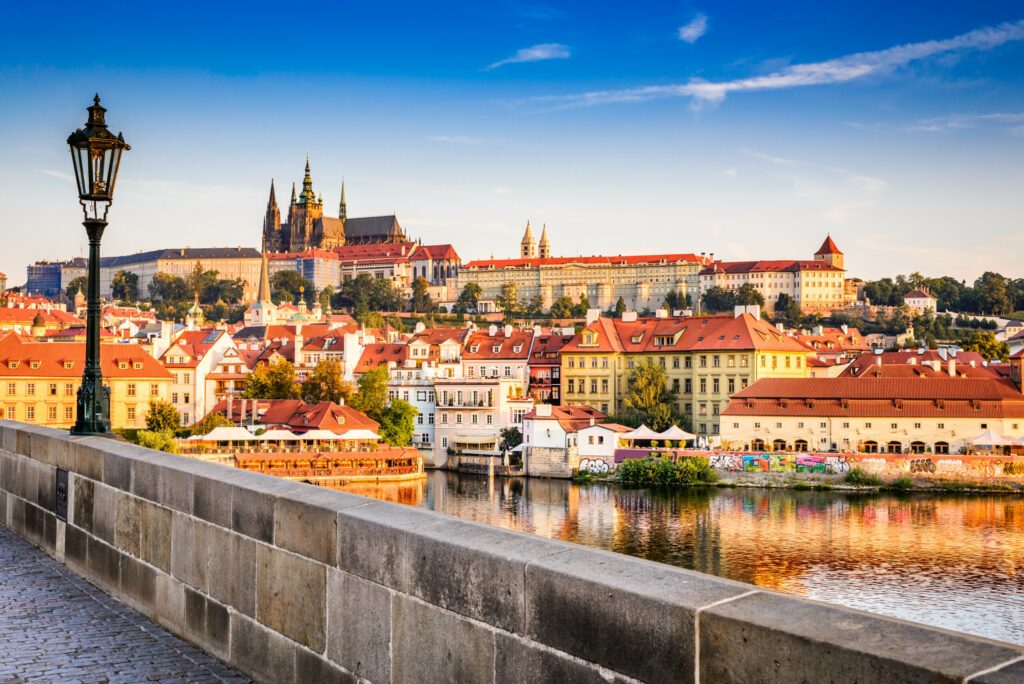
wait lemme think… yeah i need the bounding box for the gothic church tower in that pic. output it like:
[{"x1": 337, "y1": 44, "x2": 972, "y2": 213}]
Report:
[
  {"x1": 521, "y1": 221, "x2": 537, "y2": 259},
  {"x1": 288, "y1": 158, "x2": 324, "y2": 253},
  {"x1": 262, "y1": 180, "x2": 282, "y2": 253}
]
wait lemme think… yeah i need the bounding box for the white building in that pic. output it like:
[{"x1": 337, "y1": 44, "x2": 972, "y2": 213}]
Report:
[
  {"x1": 903, "y1": 289, "x2": 938, "y2": 315},
  {"x1": 433, "y1": 377, "x2": 534, "y2": 469},
  {"x1": 159, "y1": 329, "x2": 237, "y2": 426}
]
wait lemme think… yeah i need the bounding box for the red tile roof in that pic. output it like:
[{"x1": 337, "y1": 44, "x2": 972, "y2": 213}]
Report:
[
  {"x1": 731, "y1": 377, "x2": 1023, "y2": 401},
  {"x1": 524, "y1": 405, "x2": 606, "y2": 432},
  {"x1": 815, "y1": 235, "x2": 843, "y2": 255},
  {"x1": 905, "y1": 289, "x2": 933, "y2": 299},
  {"x1": 410, "y1": 243, "x2": 460, "y2": 260},
  {"x1": 209, "y1": 399, "x2": 378, "y2": 434},
  {"x1": 463, "y1": 253, "x2": 706, "y2": 269},
  {"x1": 355, "y1": 343, "x2": 409, "y2": 373},
  {"x1": 0, "y1": 333, "x2": 171, "y2": 379},
  {"x1": 700, "y1": 259, "x2": 843, "y2": 276},
  {"x1": 160, "y1": 329, "x2": 228, "y2": 368},
  {"x1": 464, "y1": 329, "x2": 533, "y2": 360}
]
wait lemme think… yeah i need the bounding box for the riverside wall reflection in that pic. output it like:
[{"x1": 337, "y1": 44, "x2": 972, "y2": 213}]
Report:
[{"x1": 334, "y1": 472, "x2": 1024, "y2": 645}]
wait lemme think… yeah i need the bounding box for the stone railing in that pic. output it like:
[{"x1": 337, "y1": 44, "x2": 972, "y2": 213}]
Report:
[{"x1": 0, "y1": 420, "x2": 1021, "y2": 683}]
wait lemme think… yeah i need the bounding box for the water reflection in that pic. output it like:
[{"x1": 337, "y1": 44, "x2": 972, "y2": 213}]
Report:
[{"x1": 335, "y1": 472, "x2": 1024, "y2": 645}]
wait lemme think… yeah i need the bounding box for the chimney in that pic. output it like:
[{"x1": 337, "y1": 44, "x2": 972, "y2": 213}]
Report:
[
  {"x1": 840, "y1": 324, "x2": 848, "y2": 334},
  {"x1": 414, "y1": 321, "x2": 425, "y2": 334},
  {"x1": 488, "y1": 324, "x2": 497, "y2": 337},
  {"x1": 909, "y1": 357, "x2": 916, "y2": 365},
  {"x1": 875, "y1": 355, "x2": 882, "y2": 367},
  {"x1": 621, "y1": 311, "x2": 638, "y2": 323},
  {"x1": 586, "y1": 308, "x2": 600, "y2": 326},
  {"x1": 655, "y1": 309, "x2": 668, "y2": 319},
  {"x1": 948, "y1": 359, "x2": 956, "y2": 377},
  {"x1": 536, "y1": 403, "x2": 552, "y2": 417},
  {"x1": 503, "y1": 324, "x2": 513, "y2": 338}
]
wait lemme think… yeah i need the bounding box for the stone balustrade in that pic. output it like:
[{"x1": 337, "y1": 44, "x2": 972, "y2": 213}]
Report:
[{"x1": 0, "y1": 420, "x2": 1021, "y2": 683}]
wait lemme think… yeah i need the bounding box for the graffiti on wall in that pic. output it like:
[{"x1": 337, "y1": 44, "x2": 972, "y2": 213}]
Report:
[{"x1": 579, "y1": 458, "x2": 612, "y2": 474}]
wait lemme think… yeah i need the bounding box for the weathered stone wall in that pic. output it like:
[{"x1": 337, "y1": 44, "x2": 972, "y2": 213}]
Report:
[
  {"x1": 525, "y1": 446, "x2": 578, "y2": 478},
  {"x1": 1, "y1": 420, "x2": 1022, "y2": 683}
]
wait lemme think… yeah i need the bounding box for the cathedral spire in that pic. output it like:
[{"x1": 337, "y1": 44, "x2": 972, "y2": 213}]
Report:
[
  {"x1": 521, "y1": 220, "x2": 537, "y2": 259},
  {"x1": 267, "y1": 179, "x2": 277, "y2": 209},
  {"x1": 339, "y1": 178, "x2": 347, "y2": 220},
  {"x1": 290, "y1": 182, "x2": 297, "y2": 204},
  {"x1": 538, "y1": 223, "x2": 550, "y2": 259},
  {"x1": 300, "y1": 157, "x2": 315, "y2": 203},
  {"x1": 257, "y1": 237, "x2": 272, "y2": 304}
]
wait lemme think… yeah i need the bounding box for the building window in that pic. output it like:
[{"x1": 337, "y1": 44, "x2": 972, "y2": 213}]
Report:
[
  {"x1": 25, "y1": 406, "x2": 35, "y2": 421},
  {"x1": 456, "y1": 414, "x2": 462, "y2": 424},
  {"x1": 685, "y1": 379, "x2": 692, "y2": 393},
  {"x1": 699, "y1": 355, "x2": 707, "y2": 368},
  {"x1": 5, "y1": 406, "x2": 14, "y2": 420},
  {"x1": 26, "y1": 383, "x2": 35, "y2": 397},
  {"x1": 486, "y1": 414, "x2": 493, "y2": 424},
  {"x1": 820, "y1": 422, "x2": 827, "y2": 428},
  {"x1": 713, "y1": 355, "x2": 720, "y2": 368},
  {"x1": 172, "y1": 392, "x2": 179, "y2": 403},
  {"x1": 590, "y1": 380, "x2": 597, "y2": 394},
  {"x1": 937, "y1": 423, "x2": 944, "y2": 429},
  {"x1": 441, "y1": 414, "x2": 448, "y2": 424},
  {"x1": 183, "y1": 393, "x2": 191, "y2": 404},
  {"x1": 441, "y1": 437, "x2": 448, "y2": 448},
  {"x1": 48, "y1": 383, "x2": 57, "y2": 396},
  {"x1": 684, "y1": 357, "x2": 692, "y2": 369},
  {"x1": 127, "y1": 406, "x2": 136, "y2": 421},
  {"x1": 712, "y1": 379, "x2": 720, "y2": 394},
  {"x1": 150, "y1": 384, "x2": 159, "y2": 397},
  {"x1": 127, "y1": 383, "x2": 136, "y2": 397},
  {"x1": 865, "y1": 422, "x2": 872, "y2": 428},
  {"x1": 471, "y1": 414, "x2": 478, "y2": 424},
  {"x1": 47, "y1": 406, "x2": 57, "y2": 421},
  {"x1": 914, "y1": 422, "x2": 921, "y2": 429},
  {"x1": 65, "y1": 383, "x2": 74, "y2": 396},
  {"x1": 64, "y1": 406, "x2": 73, "y2": 421},
  {"x1": 672, "y1": 357, "x2": 680, "y2": 369},
  {"x1": 699, "y1": 379, "x2": 706, "y2": 393}
]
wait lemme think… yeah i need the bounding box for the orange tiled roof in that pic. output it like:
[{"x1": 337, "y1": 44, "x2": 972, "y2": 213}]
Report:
[
  {"x1": 464, "y1": 329, "x2": 533, "y2": 360},
  {"x1": 815, "y1": 235, "x2": 843, "y2": 255},
  {"x1": 0, "y1": 333, "x2": 171, "y2": 379},
  {"x1": 355, "y1": 343, "x2": 409, "y2": 373},
  {"x1": 464, "y1": 253, "x2": 706, "y2": 269},
  {"x1": 700, "y1": 259, "x2": 843, "y2": 276}
]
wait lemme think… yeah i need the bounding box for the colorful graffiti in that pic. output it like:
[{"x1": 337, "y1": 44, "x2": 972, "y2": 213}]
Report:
[
  {"x1": 616, "y1": 448, "x2": 1024, "y2": 479},
  {"x1": 579, "y1": 458, "x2": 612, "y2": 474}
]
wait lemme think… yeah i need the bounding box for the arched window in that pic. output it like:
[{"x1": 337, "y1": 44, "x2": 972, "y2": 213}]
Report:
[
  {"x1": 794, "y1": 439, "x2": 808, "y2": 452},
  {"x1": 751, "y1": 439, "x2": 765, "y2": 451},
  {"x1": 863, "y1": 440, "x2": 878, "y2": 454},
  {"x1": 910, "y1": 441, "x2": 925, "y2": 454},
  {"x1": 934, "y1": 441, "x2": 949, "y2": 455},
  {"x1": 772, "y1": 439, "x2": 787, "y2": 452},
  {"x1": 887, "y1": 441, "x2": 902, "y2": 454}
]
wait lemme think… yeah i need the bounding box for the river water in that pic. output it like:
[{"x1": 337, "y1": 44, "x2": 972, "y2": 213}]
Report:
[{"x1": 336, "y1": 471, "x2": 1024, "y2": 645}]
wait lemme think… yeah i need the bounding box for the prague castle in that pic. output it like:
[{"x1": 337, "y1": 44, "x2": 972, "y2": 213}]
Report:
[{"x1": 262, "y1": 159, "x2": 406, "y2": 253}]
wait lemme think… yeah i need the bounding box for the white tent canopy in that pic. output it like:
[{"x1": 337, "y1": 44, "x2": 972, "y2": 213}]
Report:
[
  {"x1": 970, "y1": 429, "x2": 1011, "y2": 446},
  {"x1": 337, "y1": 429, "x2": 382, "y2": 441},
  {"x1": 296, "y1": 429, "x2": 344, "y2": 441},
  {"x1": 656, "y1": 425, "x2": 696, "y2": 441},
  {"x1": 622, "y1": 425, "x2": 661, "y2": 441},
  {"x1": 256, "y1": 429, "x2": 301, "y2": 441},
  {"x1": 190, "y1": 426, "x2": 254, "y2": 442}
]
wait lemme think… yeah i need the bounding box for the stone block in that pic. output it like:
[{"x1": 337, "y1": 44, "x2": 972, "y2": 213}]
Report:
[
  {"x1": 495, "y1": 632, "x2": 633, "y2": 684},
  {"x1": 0, "y1": 451, "x2": 16, "y2": 493},
  {"x1": 256, "y1": 543, "x2": 327, "y2": 652},
  {"x1": 336, "y1": 500, "x2": 449, "y2": 588},
  {"x1": 274, "y1": 487, "x2": 364, "y2": 565},
  {"x1": 71, "y1": 438, "x2": 104, "y2": 480},
  {"x1": 230, "y1": 613, "x2": 298, "y2": 683},
  {"x1": 159, "y1": 466, "x2": 193, "y2": 515},
  {"x1": 526, "y1": 547, "x2": 752, "y2": 684},
  {"x1": 699, "y1": 592, "x2": 1023, "y2": 684},
  {"x1": 392, "y1": 594, "x2": 495, "y2": 684},
  {"x1": 72, "y1": 475, "x2": 94, "y2": 533},
  {"x1": 87, "y1": 535, "x2": 122, "y2": 591},
  {"x1": 192, "y1": 469, "x2": 239, "y2": 528},
  {"x1": 29, "y1": 431, "x2": 58, "y2": 466},
  {"x1": 327, "y1": 569, "x2": 392, "y2": 682},
  {"x1": 0, "y1": 424, "x2": 14, "y2": 452},
  {"x1": 91, "y1": 482, "x2": 117, "y2": 545},
  {"x1": 207, "y1": 524, "x2": 257, "y2": 617},
  {"x1": 16, "y1": 456, "x2": 38, "y2": 505},
  {"x1": 184, "y1": 586, "x2": 230, "y2": 660},
  {"x1": 972, "y1": 658, "x2": 1024, "y2": 683},
  {"x1": 153, "y1": 571, "x2": 186, "y2": 634},
  {"x1": 35, "y1": 461, "x2": 54, "y2": 512},
  {"x1": 295, "y1": 650, "x2": 358, "y2": 684},
  {"x1": 139, "y1": 500, "x2": 172, "y2": 573},
  {"x1": 120, "y1": 553, "x2": 157, "y2": 607},
  {"x1": 232, "y1": 485, "x2": 275, "y2": 544},
  {"x1": 170, "y1": 512, "x2": 210, "y2": 592},
  {"x1": 15, "y1": 428, "x2": 29, "y2": 457},
  {"x1": 114, "y1": 491, "x2": 141, "y2": 557},
  {"x1": 102, "y1": 450, "x2": 131, "y2": 490},
  {"x1": 130, "y1": 457, "x2": 160, "y2": 503},
  {"x1": 65, "y1": 522, "x2": 88, "y2": 571},
  {"x1": 9, "y1": 495, "x2": 25, "y2": 536}
]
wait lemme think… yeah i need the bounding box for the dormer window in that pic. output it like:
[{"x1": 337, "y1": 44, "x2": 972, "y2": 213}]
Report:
[
  {"x1": 119, "y1": 362, "x2": 128, "y2": 370},
  {"x1": 30, "y1": 361, "x2": 40, "y2": 369},
  {"x1": 7, "y1": 361, "x2": 18, "y2": 369},
  {"x1": 133, "y1": 362, "x2": 143, "y2": 370},
  {"x1": 64, "y1": 361, "x2": 73, "y2": 369},
  {"x1": 470, "y1": 345, "x2": 479, "y2": 353},
  {"x1": 513, "y1": 345, "x2": 522, "y2": 353},
  {"x1": 492, "y1": 345, "x2": 501, "y2": 353},
  {"x1": 631, "y1": 334, "x2": 643, "y2": 343}
]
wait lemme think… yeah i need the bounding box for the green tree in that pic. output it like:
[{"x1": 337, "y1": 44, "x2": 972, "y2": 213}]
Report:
[
  {"x1": 187, "y1": 411, "x2": 234, "y2": 437},
  {"x1": 734, "y1": 283, "x2": 765, "y2": 308},
  {"x1": 148, "y1": 273, "x2": 191, "y2": 304},
  {"x1": 378, "y1": 399, "x2": 418, "y2": 446},
  {"x1": 701, "y1": 287, "x2": 735, "y2": 313},
  {"x1": 201, "y1": 277, "x2": 245, "y2": 305},
  {"x1": 302, "y1": 359, "x2": 353, "y2": 404},
  {"x1": 500, "y1": 426, "x2": 523, "y2": 452},
  {"x1": 453, "y1": 282, "x2": 482, "y2": 314},
  {"x1": 244, "y1": 358, "x2": 301, "y2": 399},
  {"x1": 410, "y1": 276, "x2": 434, "y2": 313},
  {"x1": 549, "y1": 295, "x2": 575, "y2": 319},
  {"x1": 360, "y1": 310, "x2": 386, "y2": 329},
  {"x1": 496, "y1": 283, "x2": 519, "y2": 316},
  {"x1": 570, "y1": 294, "x2": 591, "y2": 318},
  {"x1": 145, "y1": 400, "x2": 181, "y2": 432},
  {"x1": 662, "y1": 291, "x2": 691, "y2": 312},
  {"x1": 522, "y1": 294, "x2": 544, "y2": 317},
  {"x1": 271, "y1": 270, "x2": 316, "y2": 307},
  {"x1": 64, "y1": 276, "x2": 88, "y2": 302},
  {"x1": 135, "y1": 430, "x2": 179, "y2": 454},
  {"x1": 349, "y1": 365, "x2": 390, "y2": 421},
  {"x1": 621, "y1": 360, "x2": 685, "y2": 432},
  {"x1": 111, "y1": 270, "x2": 139, "y2": 303},
  {"x1": 960, "y1": 330, "x2": 1010, "y2": 361},
  {"x1": 613, "y1": 296, "x2": 627, "y2": 316},
  {"x1": 974, "y1": 272, "x2": 1011, "y2": 315}
]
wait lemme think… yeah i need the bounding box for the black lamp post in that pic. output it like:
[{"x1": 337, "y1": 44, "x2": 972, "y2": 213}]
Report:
[{"x1": 68, "y1": 95, "x2": 130, "y2": 436}]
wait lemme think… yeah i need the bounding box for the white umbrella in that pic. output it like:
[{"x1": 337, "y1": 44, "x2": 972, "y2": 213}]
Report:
[
  {"x1": 336, "y1": 429, "x2": 382, "y2": 441},
  {"x1": 257, "y1": 429, "x2": 301, "y2": 441},
  {"x1": 656, "y1": 425, "x2": 696, "y2": 441},
  {"x1": 971, "y1": 429, "x2": 1011, "y2": 446},
  {"x1": 623, "y1": 424, "x2": 660, "y2": 441},
  {"x1": 297, "y1": 429, "x2": 343, "y2": 441}
]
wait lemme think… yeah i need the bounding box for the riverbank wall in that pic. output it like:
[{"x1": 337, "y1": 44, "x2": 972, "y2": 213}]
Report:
[{"x1": 2, "y1": 420, "x2": 1023, "y2": 683}]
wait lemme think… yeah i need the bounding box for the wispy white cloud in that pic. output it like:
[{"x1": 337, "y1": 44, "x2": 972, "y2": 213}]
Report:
[
  {"x1": 429, "y1": 135, "x2": 507, "y2": 145},
  {"x1": 678, "y1": 14, "x2": 708, "y2": 43},
  {"x1": 723, "y1": 167, "x2": 737, "y2": 176},
  {"x1": 906, "y1": 111, "x2": 1024, "y2": 132},
  {"x1": 37, "y1": 169, "x2": 72, "y2": 181},
  {"x1": 535, "y1": 20, "x2": 1024, "y2": 107},
  {"x1": 487, "y1": 43, "x2": 570, "y2": 70},
  {"x1": 740, "y1": 148, "x2": 797, "y2": 165}
]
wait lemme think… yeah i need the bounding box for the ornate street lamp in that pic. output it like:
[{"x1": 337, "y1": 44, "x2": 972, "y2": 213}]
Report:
[{"x1": 67, "y1": 95, "x2": 130, "y2": 435}]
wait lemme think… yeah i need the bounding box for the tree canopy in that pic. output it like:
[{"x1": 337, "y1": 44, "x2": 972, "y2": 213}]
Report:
[
  {"x1": 244, "y1": 358, "x2": 301, "y2": 400},
  {"x1": 111, "y1": 270, "x2": 139, "y2": 303},
  {"x1": 145, "y1": 399, "x2": 181, "y2": 433},
  {"x1": 620, "y1": 360, "x2": 686, "y2": 432},
  {"x1": 302, "y1": 359, "x2": 354, "y2": 405}
]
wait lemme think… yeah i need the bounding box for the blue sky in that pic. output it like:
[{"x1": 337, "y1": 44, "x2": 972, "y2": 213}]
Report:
[{"x1": 1, "y1": 1, "x2": 1022, "y2": 284}]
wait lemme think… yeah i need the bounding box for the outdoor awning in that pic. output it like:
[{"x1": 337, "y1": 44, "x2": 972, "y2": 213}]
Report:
[
  {"x1": 508, "y1": 443, "x2": 525, "y2": 453},
  {"x1": 193, "y1": 426, "x2": 254, "y2": 441},
  {"x1": 455, "y1": 434, "x2": 498, "y2": 445},
  {"x1": 622, "y1": 424, "x2": 660, "y2": 440},
  {"x1": 297, "y1": 429, "x2": 344, "y2": 441},
  {"x1": 656, "y1": 425, "x2": 696, "y2": 441},
  {"x1": 971, "y1": 429, "x2": 1011, "y2": 446},
  {"x1": 336, "y1": 429, "x2": 382, "y2": 441},
  {"x1": 257, "y1": 429, "x2": 301, "y2": 441}
]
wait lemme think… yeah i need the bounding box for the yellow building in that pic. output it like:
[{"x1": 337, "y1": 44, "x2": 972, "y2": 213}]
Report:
[
  {"x1": 698, "y1": 236, "x2": 846, "y2": 314},
  {"x1": 0, "y1": 333, "x2": 172, "y2": 430},
  {"x1": 721, "y1": 372, "x2": 1024, "y2": 455},
  {"x1": 559, "y1": 311, "x2": 812, "y2": 436},
  {"x1": 100, "y1": 248, "x2": 263, "y2": 303}
]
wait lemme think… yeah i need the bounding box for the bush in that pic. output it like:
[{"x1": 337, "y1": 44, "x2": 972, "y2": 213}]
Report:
[
  {"x1": 134, "y1": 430, "x2": 179, "y2": 454},
  {"x1": 887, "y1": 476, "x2": 913, "y2": 491},
  {"x1": 843, "y1": 467, "x2": 883, "y2": 487},
  {"x1": 617, "y1": 456, "x2": 717, "y2": 487}
]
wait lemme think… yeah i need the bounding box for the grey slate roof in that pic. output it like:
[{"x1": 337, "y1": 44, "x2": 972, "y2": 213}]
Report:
[{"x1": 101, "y1": 247, "x2": 262, "y2": 267}]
